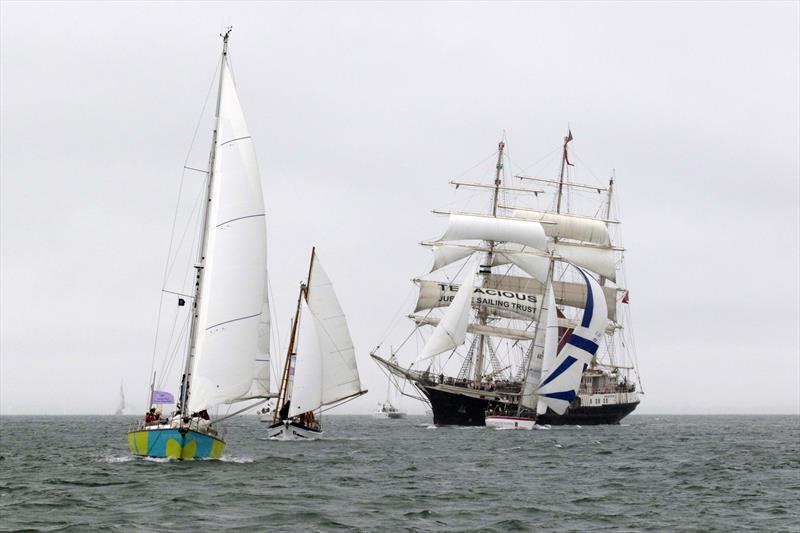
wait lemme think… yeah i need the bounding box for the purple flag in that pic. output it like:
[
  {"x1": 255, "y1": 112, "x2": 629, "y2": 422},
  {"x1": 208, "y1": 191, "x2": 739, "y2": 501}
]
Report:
[{"x1": 152, "y1": 390, "x2": 174, "y2": 404}]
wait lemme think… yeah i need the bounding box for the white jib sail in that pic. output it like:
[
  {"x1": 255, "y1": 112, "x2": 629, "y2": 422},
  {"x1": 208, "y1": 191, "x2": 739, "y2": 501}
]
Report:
[
  {"x1": 536, "y1": 267, "x2": 608, "y2": 414},
  {"x1": 536, "y1": 287, "x2": 559, "y2": 414},
  {"x1": 305, "y1": 255, "x2": 363, "y2": 407},
  {"x1": 439, "y1": 214, "x2": 547, "y2": 251},
  {"x1": 520, "y1": 281, "x2": 556, "y2": 411},
  {"x1": 288, "y1": 300, "x2": 323, "y2": 417},
  {"x1": 415, "y1": 259, "x2": 477, "y2": 363},
  {"x1": 188, "y1": 55, "x2": 269, "y2": 414}
]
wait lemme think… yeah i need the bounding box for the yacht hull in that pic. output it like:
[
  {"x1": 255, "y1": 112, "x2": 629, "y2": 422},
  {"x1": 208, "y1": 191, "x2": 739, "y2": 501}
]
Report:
[
  {"x1": 128, "y1": 427, "x2": 225, "y2": 459},
  {"x1": 267, "y1": 420, "x2": 322, "y2": 440}
]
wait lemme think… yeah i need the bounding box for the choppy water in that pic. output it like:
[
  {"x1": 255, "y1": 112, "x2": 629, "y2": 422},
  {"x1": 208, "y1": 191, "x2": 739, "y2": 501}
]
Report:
[{"x1": 1, "y1": 415, "x2": 798, "y2": 532}]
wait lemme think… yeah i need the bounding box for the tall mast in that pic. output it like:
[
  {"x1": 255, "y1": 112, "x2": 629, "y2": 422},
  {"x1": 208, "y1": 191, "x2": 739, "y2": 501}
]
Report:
[
  {"x1": 273, "y1": 248, "x2": 316, "y2": 421},
  {"x1": 473, "y1": 141, "x2": 505, "y2": 383},
  {"x1": 178, "y1": 28, "x2": 232, "y2": 419},
  {"x1": 555, "y1": 129, "x2": 573, "y2": 214}
]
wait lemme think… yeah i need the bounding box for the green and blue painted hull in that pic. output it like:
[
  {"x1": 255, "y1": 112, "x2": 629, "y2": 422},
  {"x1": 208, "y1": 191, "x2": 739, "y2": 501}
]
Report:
[{"x1": 128, "y1": 428, "x2": 225, "y2": 460}]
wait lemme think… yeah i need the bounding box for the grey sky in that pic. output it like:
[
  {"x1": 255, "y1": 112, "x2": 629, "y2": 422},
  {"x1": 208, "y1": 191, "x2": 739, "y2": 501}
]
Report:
[{"x1": 1, "y1": 1, "x2": 798, "y2": 415}]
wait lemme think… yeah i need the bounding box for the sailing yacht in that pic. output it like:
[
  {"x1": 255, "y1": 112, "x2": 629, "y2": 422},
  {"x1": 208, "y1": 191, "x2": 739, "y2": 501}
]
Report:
[
  {"x1": 371, "y1": 132, "x2": 641, "y2": 426},
  {"x1": 375, "y1": 358, "x2": 407, "y2": 418},
  {"x1": 268, "y1": 249, "x2": 367, "y2": 440},
  {"x1": 128, "y1": 29, "x2": 272, "y2": 459}
]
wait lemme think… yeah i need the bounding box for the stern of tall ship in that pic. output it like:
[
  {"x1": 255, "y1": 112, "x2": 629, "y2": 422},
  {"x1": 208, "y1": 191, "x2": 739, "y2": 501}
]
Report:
[{"x1": 128, "y1": 421, "x2": 225, "y2": 459}]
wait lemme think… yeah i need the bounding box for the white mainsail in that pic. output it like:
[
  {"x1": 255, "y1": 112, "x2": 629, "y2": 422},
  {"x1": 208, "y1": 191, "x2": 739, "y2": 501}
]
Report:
[
  {"x1": 187, "y1": 53, "x2": 269, "y2": 414},
  {"x1": 536, "y1": 267, "x2": 608, "y2": 414},
  {"x1": 288, "y1": 300, "x2": 323, "y2": 416},
  {"x1": 289, "y1": 254, "x2": 363, "y2": 417}
]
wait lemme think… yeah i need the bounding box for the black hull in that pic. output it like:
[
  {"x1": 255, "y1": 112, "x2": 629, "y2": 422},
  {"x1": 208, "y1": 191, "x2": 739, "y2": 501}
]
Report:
[{"x1": 419, "y1": 384, "x2": 638, "y2": 426}]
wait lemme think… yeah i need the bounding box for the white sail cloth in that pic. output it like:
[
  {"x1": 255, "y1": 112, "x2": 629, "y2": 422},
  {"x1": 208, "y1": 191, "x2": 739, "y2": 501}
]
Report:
[
  {"x1": 414, "y1": 277, "x2": 616, "y2": 321},
  {"x1": 415, "y1": 260, "x2": 477, "y2": 363},
  {"x1": 414, "y1": 279, "x2": 542, "y2": 321},
  {"x1": 439, "y1": 214, "x2": 547, "y2": 251},
  {"x1": 510, "y1": 209, "x2": 610, "y2": 246},
  {"x1": 536, "y1": 267, "x2": 608, "y2": 414},
  {"x1": 519, "y1": 281, "x2": 556, "y2": 411},
  {"x1": 188, "y1": 55, "x2": 269, "y2": 413},
  {"x1": 429, "y1": 242, "x2": 615, "y2": 282},
  {"x1": 289, "y1": 255, "x2": 363, "y2": 416}
]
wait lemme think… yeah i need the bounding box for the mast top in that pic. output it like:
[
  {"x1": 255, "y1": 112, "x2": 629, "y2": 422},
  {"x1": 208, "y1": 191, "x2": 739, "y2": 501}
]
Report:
[{"x1": 221, "y1": 27, "x2": 233, "y2": 54}]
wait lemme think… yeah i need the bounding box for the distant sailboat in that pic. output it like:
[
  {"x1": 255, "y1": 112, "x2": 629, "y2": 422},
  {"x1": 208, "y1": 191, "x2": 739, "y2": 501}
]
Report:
[
  {"x1": 115, "y1": 382, "x2": 126, "y2": 415},
  {"x1": 268, "y1": 248, "x2": 367, "y2": 440},
  {"x1": 128, "y1": 29, "x2": 272, "y2": 459},
  {"x1": 375, "y1": 357, "x2": 407, "y2": 419}
]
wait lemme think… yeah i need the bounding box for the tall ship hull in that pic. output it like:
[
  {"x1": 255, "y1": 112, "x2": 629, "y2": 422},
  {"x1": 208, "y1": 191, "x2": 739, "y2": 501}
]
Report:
[{"x1": 421, "y1": 384, "x2": 638, "y2": 426}]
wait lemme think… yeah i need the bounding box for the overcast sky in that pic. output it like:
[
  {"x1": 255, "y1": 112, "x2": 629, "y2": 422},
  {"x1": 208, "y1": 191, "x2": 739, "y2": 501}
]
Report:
[{"x1": 1, "y1": 1, "x2": 798, "y2": 415}]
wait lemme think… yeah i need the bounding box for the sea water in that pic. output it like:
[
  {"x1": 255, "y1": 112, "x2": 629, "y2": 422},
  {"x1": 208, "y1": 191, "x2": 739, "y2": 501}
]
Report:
[{"x1": 1, "y1": 415, "x2": 798, "y2": 531}]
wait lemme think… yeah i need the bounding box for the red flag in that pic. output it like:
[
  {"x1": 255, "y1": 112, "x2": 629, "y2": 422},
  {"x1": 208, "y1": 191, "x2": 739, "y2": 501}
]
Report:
[
  {"x1": 564, "y1": 129, "x2": 574, "y2": 167},
  {"x1": 622, "y1": 290, "x2": 630, "y2": 304}
]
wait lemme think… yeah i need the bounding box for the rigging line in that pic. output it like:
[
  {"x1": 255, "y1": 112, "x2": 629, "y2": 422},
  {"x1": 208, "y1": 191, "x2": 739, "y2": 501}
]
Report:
[
  {"x1": 375, "y1": 286, "x2": 417, "y2": 347},
  {"x1": 267, "y1": 272, "x2": 283, "y2": 390},
  {"x1": 164, "y1": 179, "x2": 207, "y2": 283}
]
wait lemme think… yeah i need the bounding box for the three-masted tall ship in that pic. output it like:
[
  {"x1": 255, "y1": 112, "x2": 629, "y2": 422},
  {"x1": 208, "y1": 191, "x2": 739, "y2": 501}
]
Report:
[{"x1": 371, "y1": 132, "x2": 641, "y2": 426}]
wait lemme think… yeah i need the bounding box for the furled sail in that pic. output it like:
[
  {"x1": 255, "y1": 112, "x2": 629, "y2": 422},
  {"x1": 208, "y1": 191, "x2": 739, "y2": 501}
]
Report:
[
  {"x1": 305, "y1": 255, "x2": 363, "y2": 407},
  {"x1": 439, "y1": 214, "x2": 548, "y2": 251},
  {"x1": 415, "y1": 261, "x2": 477, "y2": 363},
  {"x1": 536, "y1": 267, "x2": 608, "y2": 414},
  {"x1": 511, "y1": 209, "x2": 610, "y2": 246},
  {"x1": 188, "y1": 54, "x2": 268, "y2": 414}
]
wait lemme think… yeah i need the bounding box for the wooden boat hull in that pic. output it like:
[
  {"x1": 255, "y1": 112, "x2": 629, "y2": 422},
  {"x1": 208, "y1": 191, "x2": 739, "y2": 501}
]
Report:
[
  {"x1": 267, "y1": 420, "x2": 322, "y2": 440},
  {"x1": 128, "y1": 427, "x2": 225, "y2": 459}
]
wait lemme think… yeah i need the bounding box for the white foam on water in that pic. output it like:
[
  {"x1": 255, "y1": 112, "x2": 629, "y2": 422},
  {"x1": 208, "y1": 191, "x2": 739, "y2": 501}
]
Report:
[
  {"x1": 218, "y1": 455, "x2": 254, "y2": 463},
  {"x1": 100, "y1": 455, "x2": 135, "y2": 463}
]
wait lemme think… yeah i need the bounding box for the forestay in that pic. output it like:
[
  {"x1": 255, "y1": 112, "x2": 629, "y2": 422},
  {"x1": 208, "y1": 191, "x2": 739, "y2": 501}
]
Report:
[{"x1": 188, "y1": 54, "x2": 268, "y2": 414}]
